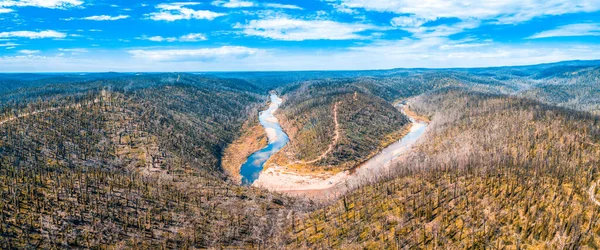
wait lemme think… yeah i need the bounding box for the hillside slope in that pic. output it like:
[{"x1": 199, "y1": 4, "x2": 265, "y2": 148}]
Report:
[
  {"x1": 267, "y1": 80, "x2": 411, "y2": 172},
  {"x1": 1, "y1": 61, "x2": 600, "y2": 248},
  {"x1": 0, "y1": 79, "x2": 302, "y2": 249},
  {"x1": 288, "y1": 90, "x2": 600, "y2": 249}
]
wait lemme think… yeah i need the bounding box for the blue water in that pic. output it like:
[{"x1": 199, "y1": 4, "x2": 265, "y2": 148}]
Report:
[
  {"x1": 344, "y1": 104, "x2": 429, "y2": 186},
  {"x1": 240, "y1": 94, "x2": 290, "y2": 185}
]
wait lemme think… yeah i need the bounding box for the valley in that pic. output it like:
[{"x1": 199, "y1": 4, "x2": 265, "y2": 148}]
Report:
[
  {"x1": 253, "y1": 103, "x2": 428, "y2": 198},
  {"x1": 3, "y1": 0, "x2": 600, "y2": 248},
  {"x1": 239, "y1": 94, "x2": 289, "y2": 185},
  {"x1": 0, "y1": 60, "x2": 599, "y2": 249}
]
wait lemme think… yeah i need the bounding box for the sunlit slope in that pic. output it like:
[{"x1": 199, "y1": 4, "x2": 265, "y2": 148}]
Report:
[
  {"x1": 288, "y1": 89, "x2": 600, "y2": 249},
  {"x1": 267, "y1": 81, "x2": 411, "y2": 172},
  {"x1": 0, "y1": 80, "x2": 300, "y2": 249}
]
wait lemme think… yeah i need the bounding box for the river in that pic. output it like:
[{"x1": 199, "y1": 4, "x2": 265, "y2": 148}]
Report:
[
  {"x1": 252, "y1": 103, "x2": 429, "y2": 197},
  {"x1": 350, "y1": 105, "x2": 427, "y2": 178},
  {"x1": 240, "y1": 94, "x2": 289, "y2": 185},
  {"x1": 347, "y1": 114, "x2": 427, "y2": 183}
]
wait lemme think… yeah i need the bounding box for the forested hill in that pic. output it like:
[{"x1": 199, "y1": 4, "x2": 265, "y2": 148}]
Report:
[
  {"x1": 0, "y1": 60, "x2": 599, "y2": 248},
  {"x1": 290, "y1": 90, "x2": 600, "y2": 249},
  {"x1": 0, "y1": 73, "x2": 263, "y2": 108},
  {"x1": 2, "y1": 59, "x2": 598, "y2": 112},
  {"x1": 266, "y1": 79, "x2": 411, "y2": 172},
  {"x1": 259, "y1": 60, "x2": 599, "y2": 172},
  {"x1": 0, "y1": 74, "x2": 301, "y2": 248},
  {"x1": 0, "y1": 73, "x2": 274, "y2": 174}
]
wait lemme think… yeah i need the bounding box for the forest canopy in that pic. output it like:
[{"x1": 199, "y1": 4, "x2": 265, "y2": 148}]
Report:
[{"x1": 0, "y1": 60, "x2": 599, "y2": 248}]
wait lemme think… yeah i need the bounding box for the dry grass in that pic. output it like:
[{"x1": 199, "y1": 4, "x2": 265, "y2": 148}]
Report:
[{"x1": 221, "y1": 116, "x2": 268, "y2": 183}]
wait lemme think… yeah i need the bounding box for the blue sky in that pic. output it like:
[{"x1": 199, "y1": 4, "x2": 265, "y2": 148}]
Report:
[{"x1": 0, "y1": 0, "x2": 599, "y2": 72}]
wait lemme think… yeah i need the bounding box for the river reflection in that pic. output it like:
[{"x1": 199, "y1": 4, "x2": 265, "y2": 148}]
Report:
[{"x1": 240, "y1": 94, "x2": 289, "y2": 185}]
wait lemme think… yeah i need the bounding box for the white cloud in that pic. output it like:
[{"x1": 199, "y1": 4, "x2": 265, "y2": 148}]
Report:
[
  {"x1": 212, "y1": 0, "x2": 254, "y2": 8},
  {"x1": 0, "y1": 7, "x2": 14, "y2": 13},
  {"x1": 18, "y1": 49, "x2": 40, "y2": 54},
  {"x1": 235, "y1": 18, "x2": 378, "y2": 41},
  {"x1": 128, "y1": 46, "x2": 262, "y2": 61},
  {"x1": 144, "y1": 36, "x2": 169, "y2": 42},
  {"x1": 0, "y1": 42, "x2": 19, "y2": 47},
  {"x1": 0, "y1": 0, "x2": 83, "y2": 10},
  {"x1": 82, "y1": 15, "x2": 129, "y2": 21},
  {"x1": 332, "y1": 41, "x2": 600, "y2": 70},
  {"x1": 0, "y1": 30, "x2": 67, "y2": 39},
  {"x1": 405, "y1": 19, "x2": 480, "y2": 39},
  {"x1": 390, "y1": 16, "x2": 427, "y2": 27},
  {"x1": 140, "y1": 33, "x2": 207, "y2": 42},
  {"x1": 439, "y1": 42, "x2": 492, "y2": 50},
  {"x1": 178, "y1": 33, "x2": 207, "y2": 41},
  {"x1": 2, "y1": 42, "x2": 600, "y2": 72},
  {"x1": 263, "y1": 3, "x2": 302, "y2": 10},
  {"x1": 148, "y1": 2, "x2": 225, "y2": 21},
  {"x1": 528, "y1": 23, "x2": 600, "y2": 39},
  {"x1": 211, "y1": 1, "x2": 302, "y2": 9},
  {"x1": 331, "y1": 0, "x2": 600, "y2": 24},
  {"x1": 332, "y1": 3, "x2": 358, "y2": 14},
  {"x1": 59, "y1": 48, "x2": 89, "y2": 53}
]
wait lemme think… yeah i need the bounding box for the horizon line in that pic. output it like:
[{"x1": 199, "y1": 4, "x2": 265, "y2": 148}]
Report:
[{"x1": 1, "y1": 59, "x2": 599, "y2": 74}]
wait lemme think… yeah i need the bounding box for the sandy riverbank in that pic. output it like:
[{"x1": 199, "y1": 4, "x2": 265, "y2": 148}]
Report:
[
  {"x1": 253, "y1": 105, "x2": 428, "y2": 197},
  {"x1": 221, "y1": 122, "x2": 268, "y2": 184},
  {"x1": 253, "y1": 165, "x2": 348, "y2": 191}
]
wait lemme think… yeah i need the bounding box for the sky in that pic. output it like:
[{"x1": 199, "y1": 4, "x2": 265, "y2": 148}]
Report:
[{"x1": 0, "y1": 0, "x2": 599, "y2": 72}]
